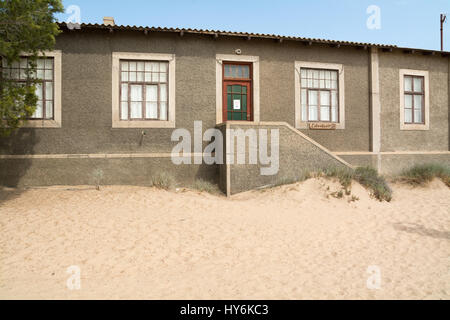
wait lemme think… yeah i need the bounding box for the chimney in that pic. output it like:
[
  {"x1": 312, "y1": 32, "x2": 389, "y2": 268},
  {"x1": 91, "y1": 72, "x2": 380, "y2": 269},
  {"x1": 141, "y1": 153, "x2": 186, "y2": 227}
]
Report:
[{"x1": 103, "y1": 17, "x2": 115, "y2": 26}]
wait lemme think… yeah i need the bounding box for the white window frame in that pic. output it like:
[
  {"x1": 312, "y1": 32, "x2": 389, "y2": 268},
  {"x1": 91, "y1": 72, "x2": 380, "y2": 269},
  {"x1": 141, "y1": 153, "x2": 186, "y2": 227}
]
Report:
[
  {"x1": 216, "y1": 54, "x2": 260, "y2": 124},
  {"x1": 399, "y1": 69, "x2": 429, "y2": 131},
  {"x1": 295, "y1": 61, "x2": 345, "y2": 130},
  {"x1": 112, "y1": 52, "x2": 176, "y2": 128},
  {"x1": 7, "y1": 50, "x2": 62, "y2": 128}
]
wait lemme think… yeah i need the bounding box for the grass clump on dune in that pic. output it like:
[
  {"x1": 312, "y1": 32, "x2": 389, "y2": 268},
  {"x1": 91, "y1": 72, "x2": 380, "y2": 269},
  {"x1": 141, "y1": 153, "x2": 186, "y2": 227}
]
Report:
[
  {"x1": 152, "y1": 172, "x2": 176, "y2": 190},
  {"x1": 354, "y1": 167, "x2": 392, "y2": 202},
  {"x1": 398, "y1": 164, "x2": 450, "y2": 187},
  {"x1": 319, "y1": 166, "x2": 392, "y2": 202},
  {"x1": 192, "y1": 179, "x2": 221, "y2": 194}
]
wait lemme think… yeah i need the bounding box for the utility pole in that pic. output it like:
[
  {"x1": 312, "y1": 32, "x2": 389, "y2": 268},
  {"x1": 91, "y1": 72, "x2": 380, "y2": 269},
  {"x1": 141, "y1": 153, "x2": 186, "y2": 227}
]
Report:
[{"x1": 441, "y1": 14, "x2": 447, "y2": 51}]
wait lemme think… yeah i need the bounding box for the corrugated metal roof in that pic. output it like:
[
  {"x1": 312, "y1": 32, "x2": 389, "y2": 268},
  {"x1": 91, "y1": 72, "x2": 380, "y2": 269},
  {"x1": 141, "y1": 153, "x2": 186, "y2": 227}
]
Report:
[{"x1": 57, "y1": 22, "x2": 450, "y2": 55}]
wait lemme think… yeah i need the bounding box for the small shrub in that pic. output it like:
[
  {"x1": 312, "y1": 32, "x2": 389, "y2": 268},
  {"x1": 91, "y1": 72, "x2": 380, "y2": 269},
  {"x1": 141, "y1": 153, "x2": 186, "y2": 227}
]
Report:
[
  {"x1": 349, "y1": 195, "x2": 360, "y2": 202},
  {"x1": 331, "y1": 190, "x2": 344, "y2": 199},
  {"x1": 398, "y1": 163, "x2": 450, "y2": 187},
  {"x1": 152, "y1": 172, "x2": 175, "y2": 190},
  {"x1": 192, "y1": 179, "x2": 221, "y2": 194},
  {"x1": 321, "y1": 167, "x2": 354, "y2": 192},
  {"x1": 354, "y1": 167, "x2": 392, "y2": 202}
]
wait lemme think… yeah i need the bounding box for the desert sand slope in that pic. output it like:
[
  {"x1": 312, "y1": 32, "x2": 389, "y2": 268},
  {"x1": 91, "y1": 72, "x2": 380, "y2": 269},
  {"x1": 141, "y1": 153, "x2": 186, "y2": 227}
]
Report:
[{"x1": 0, "y1": 178, "x2": 449, "y2": 300}]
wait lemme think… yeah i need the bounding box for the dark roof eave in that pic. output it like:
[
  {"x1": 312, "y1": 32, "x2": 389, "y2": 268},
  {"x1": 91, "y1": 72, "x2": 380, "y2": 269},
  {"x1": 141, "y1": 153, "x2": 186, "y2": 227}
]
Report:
[{"x1": 57, "y1": 22, "x2": 450, "y2": 55}]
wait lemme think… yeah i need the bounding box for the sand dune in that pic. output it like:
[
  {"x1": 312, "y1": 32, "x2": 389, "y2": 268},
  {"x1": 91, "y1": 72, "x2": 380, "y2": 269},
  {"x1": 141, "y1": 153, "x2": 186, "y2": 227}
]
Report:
[{"x1": 0, "y1": 178, "x2": 449, "y2": 300}]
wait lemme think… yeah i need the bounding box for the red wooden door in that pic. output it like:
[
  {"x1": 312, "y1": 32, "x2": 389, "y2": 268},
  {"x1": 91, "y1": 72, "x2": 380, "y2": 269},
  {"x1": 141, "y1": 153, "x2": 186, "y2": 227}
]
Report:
[{"x1": 222, "y1": 62, "x2": 252, "y2": 121}]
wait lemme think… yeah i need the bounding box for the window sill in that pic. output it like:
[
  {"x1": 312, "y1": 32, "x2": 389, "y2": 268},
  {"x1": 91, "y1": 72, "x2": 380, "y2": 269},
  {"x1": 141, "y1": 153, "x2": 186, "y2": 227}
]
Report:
[
  {"x1": 400, "y1": 123, "x2": 429, "y2": 131},
  {"x1": 21, "y1": 119, "x2": 61, "y2": 128},
  {"x1": 112, "y1": 120, "x2": 175, "y2": 128}
]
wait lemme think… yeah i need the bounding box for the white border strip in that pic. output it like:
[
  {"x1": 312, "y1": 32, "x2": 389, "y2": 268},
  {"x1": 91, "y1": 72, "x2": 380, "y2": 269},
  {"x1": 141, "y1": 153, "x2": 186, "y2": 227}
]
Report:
[{"x1": 0, "y1": 153, "x2": 205, "y2": 159}]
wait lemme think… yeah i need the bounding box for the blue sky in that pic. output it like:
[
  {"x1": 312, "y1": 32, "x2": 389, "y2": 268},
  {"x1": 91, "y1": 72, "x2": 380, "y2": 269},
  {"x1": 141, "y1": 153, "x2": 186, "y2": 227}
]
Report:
[{"x1": 56, "y1": 0, "x2": 450, "y2": 51}]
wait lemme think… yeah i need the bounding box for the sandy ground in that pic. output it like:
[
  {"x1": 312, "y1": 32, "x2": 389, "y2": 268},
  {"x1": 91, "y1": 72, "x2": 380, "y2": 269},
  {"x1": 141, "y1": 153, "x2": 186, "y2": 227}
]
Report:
[{"x1": 0, "y1": 178, "x2": 449, "y2": 300}]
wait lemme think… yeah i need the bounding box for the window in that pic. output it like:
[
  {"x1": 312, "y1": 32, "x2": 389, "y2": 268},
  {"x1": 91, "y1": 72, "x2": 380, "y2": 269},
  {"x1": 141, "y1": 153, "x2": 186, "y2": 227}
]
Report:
[
  {"x1": 295, "y1": 61, "x2": 345, "y2": 130},
  {"x1": 403, "y1": 75, "x2": 424, "y2": 124},
  {"x1": 1, "y1": 57, "x2": 54, "y2": 119},
  {"x1": 300, "y1": 68, "x2": 339, "y2": 122},
  {"x1": 399, "y1": 69, "x2": 429, "y2": 131},
  {"x1": 0, "y1": 51, "x2": 62, "y2": 128},
  {"x1": 119, "y1": 60, "x2": 168, "y2": 121},
  {"x1": 112, "y1": 52, "x2": 175, "y2": 128}
]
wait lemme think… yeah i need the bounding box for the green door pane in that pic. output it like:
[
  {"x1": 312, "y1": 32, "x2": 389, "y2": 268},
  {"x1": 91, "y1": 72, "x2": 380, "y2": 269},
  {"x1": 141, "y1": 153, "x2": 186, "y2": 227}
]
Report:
[
  {"x1": 242, "y1": 86, "x2": 247, "y2": 94},
  {"x1": 232, "y1": 85, "x2": 241, "y2": 93},
  {"x1": 227, "y1": 112, "x2": 232, "y2": 120},
  {"x1": 242, "y1": 94, "x2": 247, "y2": 111},
  {"x1": 242, "y1": 113, "x2": 247, "y2": 120},
  {"x1": 232, "y1": 112, "x2": 242, "y2": 120},
  {"x1": 227, "y1": 94, "x2": 233, "y2": 111},
  {"x1": 227, "y1": 85, "x2": 232, "y2": 93}
]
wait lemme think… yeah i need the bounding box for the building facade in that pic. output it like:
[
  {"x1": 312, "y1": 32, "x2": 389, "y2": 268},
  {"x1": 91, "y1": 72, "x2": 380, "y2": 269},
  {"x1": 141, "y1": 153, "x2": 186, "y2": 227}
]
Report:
[{"x1": 1, "y1": 22, "x2": 449, "y2": 195}]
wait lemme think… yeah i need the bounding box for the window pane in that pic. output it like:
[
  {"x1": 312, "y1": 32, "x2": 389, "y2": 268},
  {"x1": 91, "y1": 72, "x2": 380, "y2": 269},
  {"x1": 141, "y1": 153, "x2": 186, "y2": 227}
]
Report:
[
  {"x1": 331, "y1": 71, "x2": 337, "y2": 80},
  {"x1": 320, "y1": 91, "x2": 330, "y2": 106},
  {"x1": 404, "y1": 76, "x2": 412, "y2": 91},
  {"x1": 36, "y1": 69, "x2": 44, "y2": 79},
  {"x1": 414, "y1": 95, "x2": 422, "y2": 110},
  {"x1": 20, "y1": 58, "x2": 27, "y2": 68},
  {"x1": 121, "y1": 61, "x2": 129, "y2": 71},
  {"x1": 300, "y1": 69, "x2": 306, "y2": 79},
  {"x1": 121, "y1": 72, "x2": 129, "y2": 81},
  {"x1": 404, "y1": 94, "x2": 412, "y2": 108},
  {"x1": 320, "y1": 106, "x2": 330, "y2": 121},
  {"x1": 151, "y1": 62, "x2": 159, "y2": 72},
  {"x1": 130, "y1": 85, "x2": 142, "y2": 102},
  {"x1": 242, "y1": 65, "x2": 249, "y2": 79},
  {"x1": 404, "y1": 108, "x2": 412, "y2": 123},
  {"x1": 33, "y1": 101, "x2": 43, "y2": 118},
  {"x1": 224, "y1": 65, "x2": 231, "y2": 77},
  {"x1": 121, "y1": 84, "x2": 128, "y2": 101},
  {"x1": 129, "y1": 72, "x2": 136, "y2": 82},
  {"x1": 301, "y1": 77, "x2": 307, "y2": 87},
  {"x1": 413, "y1": 77, "x2": 423, "y2": 93},
  {"x1": 302, "y1": 105, "x2": 307, "y2": 121},
  {"x1": 308, "y1": 106, "x2": 318, "y2": 121},
  {"x1": 152, "y1": 73, "x2": 159, "y2": 82},
  {"x1": 37, "y1": 59, "x2": 45, "y2": 69},
  {"x1": 144, "y1": 72, "x2": 151, "y2": 82},
  {"x1": 35, "y1": 83, "x2": 43, "y2": 100},
  {"x1": 137, "y1": 62, "x2": 144, "y2": 72},
  {"x1": 414, "y1": 109, "x2": 422, "y2": 123},
  {"x1": 160, "y1": 84, "x2": 167, "y2": 102},
  {"x1": 331, "y1": 92, "x2": 338, "y2": 107},
  {"x1": 301, "y1": 89, "x2": 307, "y2": 105},
  {"x1": 159, "y1": 72, "x2": 167, "y2": 82},
  {"x1": 160, "y1": 102, "x2": 167, "y2": 120},
  {"x1": 120, "y1": 102, "x2": 128, "y2": 120},
  {"x1": 45, "y1": 58, "x2": 53, "y2": 69},
  {"x1": 136, "y1": 72, "x2": 144, "y2": 82},
  {"x1": 146, "y1": 102, "x2": 158, "y2": 119},
  {"x1": 145, "y1": 62, "x2": 151, "y2": 72},
  {"x1": 160, "y1": 62, "x2": 168, "y2": 73},
  {"x1": 130, "y1": 102, "x2": 142, "y2": 119},
  {"x1": 45, "y1": 101, "x2": 53, "y2": 119},
  {"x1": 308, "y1": 90, "x2": 318, "y2": 105},
  {"x1": 44, "y1": 69, "x2": 52, "y2": 80},
  {"x1": 331, "y1": 107, "x2": 338, "y2": 122},
  {"x1": 313, "y1": 79, "x2": 319, "y2": 88},
  {"x1": 129, "y1": 62, "x2": 136, "y2": 71},
  {"x1": 146, "y1": 85, "x2": 158, "y2": 102},
  {"x1": 45, "y1": 82, "x2": 53, "y2": 100}
]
